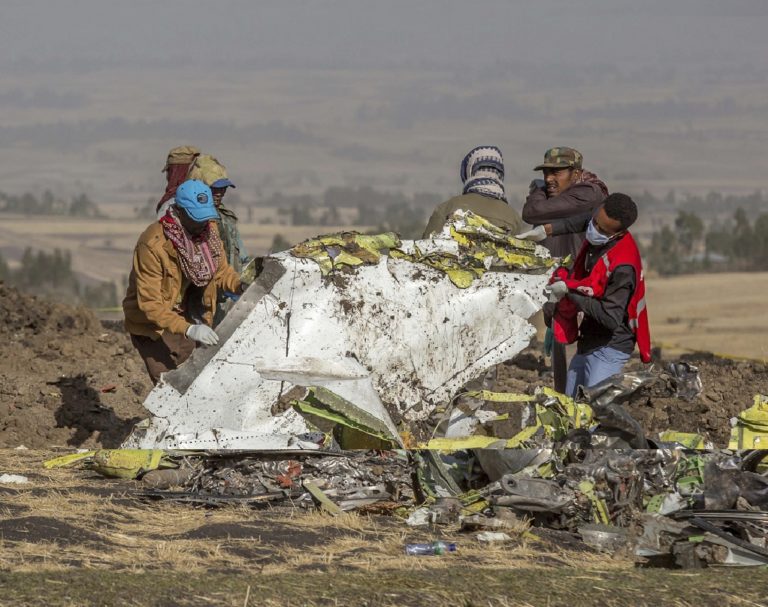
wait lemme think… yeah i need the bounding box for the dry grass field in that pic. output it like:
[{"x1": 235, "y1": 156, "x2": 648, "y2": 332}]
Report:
[
  {"x1": 2, "y1": 63, "x2": 768, "y2": 207},
  {"x1": 0, "y1": 214, "x2": 371, "y2": 285},
  {"x1": 1, "y1": 449, "x2": 766, "y2": 607},
  {"x1": 645, "y1": 272, "x2": 768, "y2": 361}
]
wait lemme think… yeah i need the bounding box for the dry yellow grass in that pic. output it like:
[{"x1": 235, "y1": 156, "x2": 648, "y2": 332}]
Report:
[
  {"x1": 1, "y1": 450, "x2": 767, "y2": 606},
  {"x1": 645, "y1": 272, "x2": 768, "y2": 361},
  {"x1": 0, "y1": 449, "x2": 628, "y2": 576}
]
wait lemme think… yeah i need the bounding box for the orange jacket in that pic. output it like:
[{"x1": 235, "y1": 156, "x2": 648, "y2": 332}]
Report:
[{"x1": 122, "y1": 221, "x2": 241, "y2": 339}]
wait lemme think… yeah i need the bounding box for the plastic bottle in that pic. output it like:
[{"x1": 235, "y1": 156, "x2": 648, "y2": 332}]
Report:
[{"x1": 404, "y1": 541, "x2": 457, "y2": 556}]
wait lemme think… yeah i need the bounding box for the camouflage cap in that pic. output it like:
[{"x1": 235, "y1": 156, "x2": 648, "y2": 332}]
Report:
[
  {"x1": 533, "y1": 147, "x2": 583, "y2": 171},
  {"x1": 162, "y1": 145, "x2": 201, "y2": 172}
]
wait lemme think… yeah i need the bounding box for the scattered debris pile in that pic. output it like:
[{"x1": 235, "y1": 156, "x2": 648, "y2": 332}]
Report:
[
  {"x1": 46, "y1": 442, "x2": 768, "y2": 568},
  {"x1": 6, "y1": 210, "x2": 768, "y2": 568},
  {"x1": 497, "y1": 348, "x2": 768, "y2": 447},
  {"x1": 46, "y1": 375, "x2": 768, "y2": 569}
]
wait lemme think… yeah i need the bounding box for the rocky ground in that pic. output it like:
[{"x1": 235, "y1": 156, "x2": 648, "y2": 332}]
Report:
[{"x1": 0, "y1": 284, "x2": 765, "y2": 449}]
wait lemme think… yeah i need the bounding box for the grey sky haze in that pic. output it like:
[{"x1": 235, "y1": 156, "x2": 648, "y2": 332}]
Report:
[
  {"x1": 2, "y1": 1, "x2": 767, "y2": 71},
  {"x1": 0, "y1": 1, "x2": 767, "y2": 205}
]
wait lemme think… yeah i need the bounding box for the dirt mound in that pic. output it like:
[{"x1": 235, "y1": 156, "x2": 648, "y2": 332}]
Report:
[
  {"x1": 498, "y1": 344, "x2": 768, "y2": 446},
  {"x1": 0, "y1": 284, "x2": 151, "y2": 449},
  {"x1": 623, "y1": 353, "x2": 768, "y2": 446}
]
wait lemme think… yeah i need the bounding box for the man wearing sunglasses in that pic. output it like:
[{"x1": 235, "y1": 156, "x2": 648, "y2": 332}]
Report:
[{"x1": 518, "y1": 193, "x2": 651, "y2": 397}]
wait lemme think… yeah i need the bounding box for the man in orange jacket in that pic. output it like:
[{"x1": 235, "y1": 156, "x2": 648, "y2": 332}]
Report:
[{"x1": 123, "y1": 179, "x2": 242, "y2": 384}]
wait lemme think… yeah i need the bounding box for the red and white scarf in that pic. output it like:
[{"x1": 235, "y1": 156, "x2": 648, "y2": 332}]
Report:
[{"x1": 159, "y1": 207, "x2": 223, "y2": 287}]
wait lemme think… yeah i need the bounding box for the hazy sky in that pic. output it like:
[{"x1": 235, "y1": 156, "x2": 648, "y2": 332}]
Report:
[
  {"x1": 1, "y1": 1, "x2": 767, "y2": 203},
  {"x1": 3, "y1": 1, "x2": 768, "y2": 72}
]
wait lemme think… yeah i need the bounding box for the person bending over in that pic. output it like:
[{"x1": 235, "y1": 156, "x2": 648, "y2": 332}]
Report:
[
  {"x1": 520, "y1": 193, "x2": 651, "y2": 397},
  {"x1": 123, "y1": 179, "x2": 242, "y2": 384}
]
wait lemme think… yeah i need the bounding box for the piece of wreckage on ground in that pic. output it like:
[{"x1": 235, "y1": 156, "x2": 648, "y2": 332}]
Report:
[{"x1": 46, "y1": 211, "x2": 768, "y2": 567}]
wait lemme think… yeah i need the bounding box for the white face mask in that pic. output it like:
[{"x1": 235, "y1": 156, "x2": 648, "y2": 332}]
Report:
[{"x1": 585, "y1": 220, "x2": 618, "y2": 246}]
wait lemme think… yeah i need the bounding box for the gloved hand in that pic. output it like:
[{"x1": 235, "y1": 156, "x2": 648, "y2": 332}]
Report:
[
  {"x1": 185, "y1": 324, "x2": 219, "y2": 346},
  {"x1": 515, "y1": 225, "x2": 548, "y2": 242},
  {"x1": 544, "y1": 280, "x2": 568, "y2": 303},
  {"x1": 529, "y1": 178, "x2": 546, "y2": 192}
]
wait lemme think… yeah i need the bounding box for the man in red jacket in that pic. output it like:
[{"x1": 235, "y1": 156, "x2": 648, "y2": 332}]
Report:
[{"x1": 529, "y1": 193, "x2": 651, "y2": 397}]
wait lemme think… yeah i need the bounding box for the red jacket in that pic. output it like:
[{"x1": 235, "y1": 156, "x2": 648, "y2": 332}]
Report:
[{"x1": 551, "y1": 232, "x2": 651, "y2": 363}]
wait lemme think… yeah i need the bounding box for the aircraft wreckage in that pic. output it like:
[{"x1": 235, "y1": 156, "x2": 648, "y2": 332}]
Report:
[
  {"x1": 123, "y1": 211, "x2": 555, "y2": 451},
  {"x1": 46, "y1": 211, "x2": 767, "y2": 568}
]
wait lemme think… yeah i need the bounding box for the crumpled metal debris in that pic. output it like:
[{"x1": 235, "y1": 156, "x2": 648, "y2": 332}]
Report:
[
  {"x1": 139, "y1": 451, "x2": 414, "y2": 514},
  {"x1": 636, "y1": 512, "x2": 768, "y2": 567},
  {"x1": 390, "y1": 211, "x2": 555, "y2": 288},
  {"x1": 291, "y1": 232, "x2": 401, "y2": 276},
  {"x1": 664, "y1": 362, "x2": 703, "y2": 401},
  {"x1": 44, "y1": 449, "x2": 182, "y2": 479},
  {"x1": 729, "y1": 394, "x2": 768, "y2": 449},
  {"x1": 578, "y1": 524, "x2": 629, "y2": 553}
]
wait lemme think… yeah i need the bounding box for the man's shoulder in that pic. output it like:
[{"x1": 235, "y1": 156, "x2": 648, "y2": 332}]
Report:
[
  {"x1": 568, "y1": 181, "x2": 606, "y2": 201},
  {"x1": 136, "y1": 222, "x2": 166, "y2": 249},
  {"x1": 607, "y1": 234, "x2": 642, "y2": 269},
  {"x1": 444, "y1": 193, "x2": 507, "y2": 211}
]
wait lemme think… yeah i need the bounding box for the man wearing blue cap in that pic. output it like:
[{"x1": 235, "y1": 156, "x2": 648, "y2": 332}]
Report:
[{"x1": 123, "y1": 179, "x2": 243, "y2": 384}]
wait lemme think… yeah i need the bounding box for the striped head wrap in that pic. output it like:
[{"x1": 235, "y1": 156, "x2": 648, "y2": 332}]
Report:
[{"x1": 460, "y1": 146, "x2": 507, "y2": 202}]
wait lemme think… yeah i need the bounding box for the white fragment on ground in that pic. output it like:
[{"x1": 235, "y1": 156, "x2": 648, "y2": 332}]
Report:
[
  {"x1": 0, "y1": 474, "x2": 30, "y2": 484},
  {"x1": 14, "y1": 445, "x2": 28, "y2": 450},
  {"x1": 476, "y1": 531, "x2": 513, "y2": 543},
  {"x1": 405, "y1": 507, "x2": 432, "y2": 527}
]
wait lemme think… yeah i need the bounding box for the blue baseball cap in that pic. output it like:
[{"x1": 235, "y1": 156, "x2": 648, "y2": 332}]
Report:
[
  {"x1": 174, "y1": 179, "x2": 219, "y2": 222},
  {"x1": 211, "y1": 177, "x2": 236, "y2": 189}
]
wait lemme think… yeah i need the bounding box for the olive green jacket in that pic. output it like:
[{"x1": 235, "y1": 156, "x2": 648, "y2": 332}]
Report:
[{"x1": 422, "y1": 193, "x2": 523, "y2": 238}]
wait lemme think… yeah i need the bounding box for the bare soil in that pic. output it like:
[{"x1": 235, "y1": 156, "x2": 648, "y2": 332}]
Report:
[{"x1": 0, "y1": 284, "x2": 151, "y2": 449}]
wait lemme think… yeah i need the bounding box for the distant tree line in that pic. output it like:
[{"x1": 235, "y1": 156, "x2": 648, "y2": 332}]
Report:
[
  {"x1": 646, "y1": 208, "x2": 768, "y2": 275},
  {"x1": 0, "y1": 190, "x2": 104, "y2": 217},
  {"x1": 0, "y1": 248, "x2": 117, "y2": 308},
  {"x1": 631, "y1": 188, "x2": 766, "y2": 216}
]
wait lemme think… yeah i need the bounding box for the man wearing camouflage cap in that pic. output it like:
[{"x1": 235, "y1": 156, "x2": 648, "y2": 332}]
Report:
[
  {"x1": 518, "y1": 146, "x2": 608, "y2": 393},
  {"x1": 187, "y1": 154, "x2": 250, "y2": 326}
]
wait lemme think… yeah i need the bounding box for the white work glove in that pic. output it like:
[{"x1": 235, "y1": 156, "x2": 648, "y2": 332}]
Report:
[
  {"x1": 185, "y1": 324, "x2": 219, "y2": 346},
  {"x1": 515, "y1": 225, "x2": 548, "y2": 242},
  {"x1": 544, "y1": 280, "x2": 568, "y2": 303}
]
